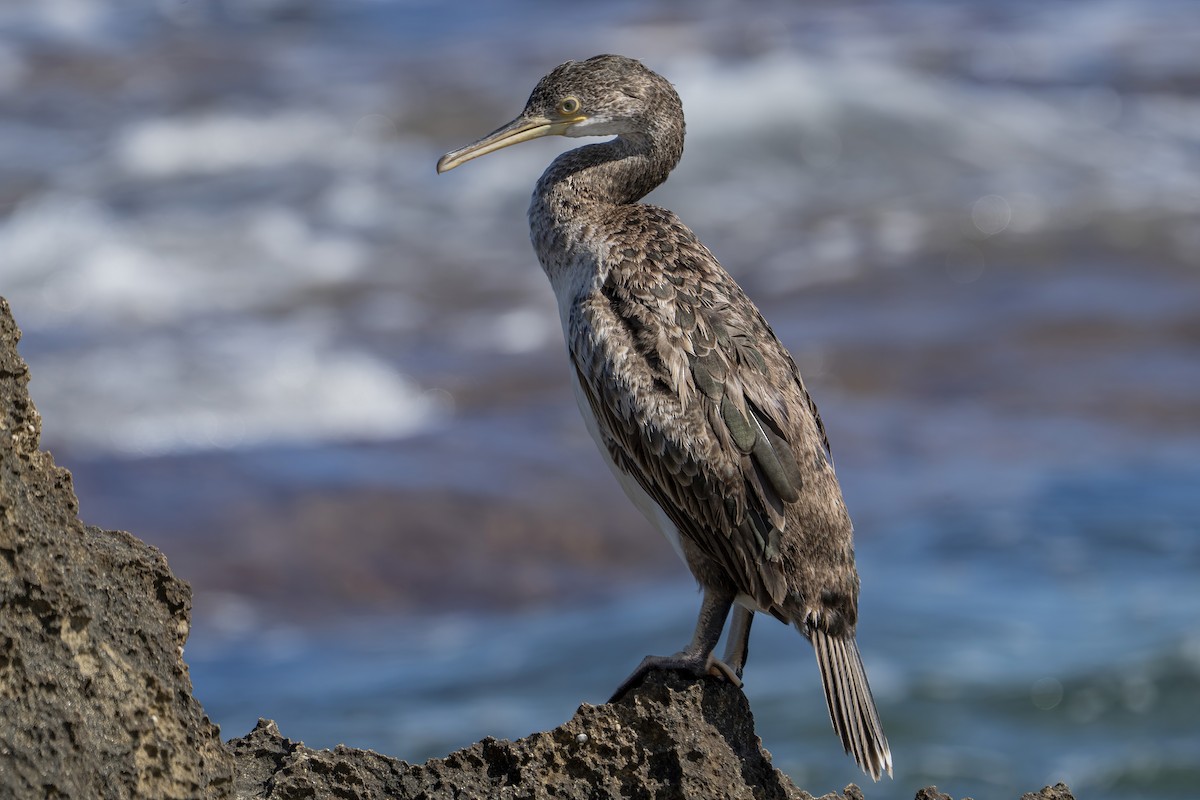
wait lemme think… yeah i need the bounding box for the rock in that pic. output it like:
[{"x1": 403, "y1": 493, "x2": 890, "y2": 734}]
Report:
[
  {"x1": 914, "y1": 789, "x2": 954, "y2": 800},
  {"x1": 1021, "y1": 784, "x2": 1075, "y2": 800},
  {"x1": 0, "y1": 297, "x2": 234, "y2": 798},
  {"x1": 228, "y1": 670, "x2": 837, "y2": 800},
  {"x1": 0, "y1": 295, "x2": 1076, "y2": 800}
]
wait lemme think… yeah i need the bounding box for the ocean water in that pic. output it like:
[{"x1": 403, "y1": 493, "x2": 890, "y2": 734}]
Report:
[{"x1": 2, "y1": 1, "x2": 1198, "y2": 798}]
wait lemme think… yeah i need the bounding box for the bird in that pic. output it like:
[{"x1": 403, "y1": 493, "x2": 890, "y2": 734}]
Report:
[{"x1": 437, "y1": 54, "x2": 891, "y2": 780}]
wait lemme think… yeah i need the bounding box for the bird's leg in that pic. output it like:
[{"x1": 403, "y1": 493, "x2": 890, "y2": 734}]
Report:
[
  {"x1": 609, "y1": 587, "x2": 739, "y2": 702},
  {"x1": 721, "y1": 605, "x2": 754, "y2": 680}
]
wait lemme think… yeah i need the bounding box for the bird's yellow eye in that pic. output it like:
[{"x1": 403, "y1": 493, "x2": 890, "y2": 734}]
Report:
[{"x1": 557, "y1": 96, "x2": 581, "y2": 116}]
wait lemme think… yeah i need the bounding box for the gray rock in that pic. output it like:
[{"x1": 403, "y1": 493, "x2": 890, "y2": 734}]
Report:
[
  {"x1": 228, "y1": 670, "x2": 828, "y2": 800},
  {"x1": 0, "y1": 296, "x2": 1075, "y2": 800},
  {"x1": 0, "y1": 297, "x2": 234, "y2": 798}
]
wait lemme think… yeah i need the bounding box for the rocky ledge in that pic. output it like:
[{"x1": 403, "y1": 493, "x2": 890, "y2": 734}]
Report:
[{"x1": 0, "y1": 296, "x2": 1072, "y2": 800}]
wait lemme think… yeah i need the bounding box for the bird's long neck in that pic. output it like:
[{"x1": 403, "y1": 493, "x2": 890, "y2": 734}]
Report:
[
  {"x1": 540, "y1": 131, "x2": 681, "y2": 207},
  {"x1": 529, "y1": 129, "x2": 683, "y2": 282}
]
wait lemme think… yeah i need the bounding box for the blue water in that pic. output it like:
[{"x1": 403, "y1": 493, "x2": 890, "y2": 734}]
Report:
[
  {"x1": 3, "y1": 1, "x2": 1199, "y2": 798},
  {"x1": 178, "y1": 453, "x2": 1200, "y2": 798}
]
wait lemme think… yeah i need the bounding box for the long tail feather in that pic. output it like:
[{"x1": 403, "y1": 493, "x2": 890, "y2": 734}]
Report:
[{"x1": 809, "y1": 626, "x2": 892, "y2": 780}]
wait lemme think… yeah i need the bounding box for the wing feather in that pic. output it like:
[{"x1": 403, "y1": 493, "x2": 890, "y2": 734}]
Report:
[{"x1": 567, "y1": 207, "x2": 833, "y2": 614}]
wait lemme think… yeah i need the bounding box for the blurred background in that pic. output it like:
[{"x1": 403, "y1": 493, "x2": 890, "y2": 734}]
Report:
[{"x1": 2, "y1": 0, "x2": 1198, "y2": 797}]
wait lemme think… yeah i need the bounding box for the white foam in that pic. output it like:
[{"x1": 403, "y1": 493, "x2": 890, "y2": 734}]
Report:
[
  {"x1": 29, "y1": 323, "x2": 441, "y2": 456},
  {"x1": 0, "y1": 194, "x2": 367, "y2": 326},
  {"x1": 0, "y1": 0, "x2": 110, "y2": 41},
  {"x1": 115, "y1": 110, "x2": 361, "y2": 178},
  {"x1": 5, "y1": 0, "x2": 1198, "y2": 462},
  {"x1": 645, "y1": 42, "x2": 1200, "y2": 277}
]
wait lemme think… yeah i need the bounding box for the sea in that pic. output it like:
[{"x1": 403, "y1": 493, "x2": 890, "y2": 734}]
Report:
[{"x1": 2, "y1": 1, "x2": 1198, "y2": 798}]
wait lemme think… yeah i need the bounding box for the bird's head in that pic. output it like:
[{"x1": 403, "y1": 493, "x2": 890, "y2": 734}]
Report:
[{"x1": 436, "y1": 54, "x2": 681, "y2": 174}]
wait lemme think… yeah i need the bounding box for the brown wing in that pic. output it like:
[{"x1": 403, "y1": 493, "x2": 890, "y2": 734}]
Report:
[{"x1": 567, "y1": 205, "x2": 835, "y2": 616}]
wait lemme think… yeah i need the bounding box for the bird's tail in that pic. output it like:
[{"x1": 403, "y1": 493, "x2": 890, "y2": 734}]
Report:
[{"x1": 808, "y1": 626, "x2": 893, "y2": 780}]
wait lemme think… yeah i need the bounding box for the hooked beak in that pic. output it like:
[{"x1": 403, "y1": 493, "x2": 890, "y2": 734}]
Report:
[{"x1": 436, "y1": 113, "x2": 583, "y2": 173}]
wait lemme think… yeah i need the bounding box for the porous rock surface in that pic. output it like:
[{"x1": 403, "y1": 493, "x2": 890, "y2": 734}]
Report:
[
  {"x1": 0, "y1": 296, "x2": 1074, "y2": 800},
  {"x1": 0, "y1": 297, "x2": 235, "y2": 797},
  {"x1": 231, "y1": 670, "x2": 834, "y2": 800}
]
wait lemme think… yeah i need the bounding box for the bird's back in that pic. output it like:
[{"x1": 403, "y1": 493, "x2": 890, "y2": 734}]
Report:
[{"x1": 563, "y1": 201, "x2": 861, "y2": 630}]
